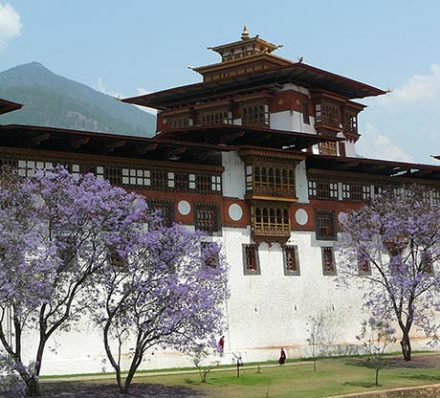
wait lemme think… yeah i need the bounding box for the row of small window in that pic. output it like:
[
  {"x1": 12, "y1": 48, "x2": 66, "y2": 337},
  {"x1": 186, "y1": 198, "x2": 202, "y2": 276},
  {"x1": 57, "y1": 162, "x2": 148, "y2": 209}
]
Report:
[
  {"x1": 309, "y1": 180, "x2": 440, "y2": 204},
  {"x1": 150, "y1": 201, "x2": 221, "y2": 234},
  {"x1": 242, "y1": 245, "x2": 347, "y2": 276},
  {"x1": 164, "y1": 103, "x2": 270, "y2": 128},
  {"x1": 309, "y1": 181, "x2": 372, "y2": 201},
  {"x1": 15, "y1": 160, "x2": 222, "y2": 194},
  {"x1": 242, "y1": 244, "x2": 388, "y2": 277},
  {"x1": 121, "y1": 168, "x2": 221, "y2": 192}
]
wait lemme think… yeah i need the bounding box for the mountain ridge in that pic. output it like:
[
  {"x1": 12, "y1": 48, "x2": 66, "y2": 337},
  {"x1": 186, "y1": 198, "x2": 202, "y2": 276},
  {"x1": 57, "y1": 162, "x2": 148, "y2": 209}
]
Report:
[{"x1": 0, "y1": 62, "x2": 155, "y2": 137}]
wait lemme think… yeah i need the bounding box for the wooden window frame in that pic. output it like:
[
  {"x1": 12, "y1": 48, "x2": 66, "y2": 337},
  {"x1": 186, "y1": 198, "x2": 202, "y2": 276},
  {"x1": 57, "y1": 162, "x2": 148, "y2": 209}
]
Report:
[
  {"x1": 201, "y1": 241, "x2": 219, "y2": 268},
  {"x1": 358, "y1": 256, "x2": 371, "y2": 275},
  {"x1": 322, "y1": 246, "x2": 336, "y2": 275},
  {"x1": 302, "y1": 101, "x2": 310, "y2": 125},
  {"x1": 283, "y1": 245, "x2": 300, "y2": 276},
  {"x1": 242, "y1": 244, "x2": 260, "y2": 275},
  {"x1": 195, "y1": 203, "x2": 220, "y2": 235},
  {"x1": 148, "y1": 199, "x2": 175, "y2": 227},
  {"x1": 315, "y1": 210, "x2": 337, "y2": 240}
]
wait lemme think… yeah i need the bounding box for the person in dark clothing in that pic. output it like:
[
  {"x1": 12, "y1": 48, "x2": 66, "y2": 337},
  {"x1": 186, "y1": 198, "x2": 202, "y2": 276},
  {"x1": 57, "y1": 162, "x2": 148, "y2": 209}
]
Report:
[
  {"x1": 279, "y1": 348, "x2": 286, "y2": 365},
  {"x1": 218, "y1": 336, "x2": 225, "y2": 354}
]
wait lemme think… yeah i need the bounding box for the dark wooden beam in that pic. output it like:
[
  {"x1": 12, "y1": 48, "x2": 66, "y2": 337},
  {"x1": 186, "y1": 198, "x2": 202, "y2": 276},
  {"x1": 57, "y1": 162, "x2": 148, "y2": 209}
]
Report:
[
  {"x1": 367, "y1": 164, "x2": 388, "y2": 172},
  {"x1": 135, "y1": 143, "x2": 158, "y2": 155},
  {"x1": 252, "y1": 133, "x2": 272, "y2": 144},
  {"x1": 166, "y1": 146, "x2": 187, "y2": 157},
  {"x1": 339, "y1": 161, "x2": 359, "y2": 170},
  {"x1": 31, "y1": 133, "x2": 51, "y2": 146},
  {"x1": 194, "y1": 150, "x2": 216, "y2": 161},
  {"x1": 221, "y1": 130, "x2": 245, "y2": 144},
  {"x1": 71, "y1": 136, "x2": 90, "y2": 149},
  {"x1": 105, "y1": 140, "x2": 126, "y2": 152}
]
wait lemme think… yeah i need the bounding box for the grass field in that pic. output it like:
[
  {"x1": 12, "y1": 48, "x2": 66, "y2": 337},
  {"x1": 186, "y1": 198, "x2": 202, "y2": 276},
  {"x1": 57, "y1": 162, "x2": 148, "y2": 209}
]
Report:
[{"x1": 42, "y1": 354, "x2": 440, "y2": 397}]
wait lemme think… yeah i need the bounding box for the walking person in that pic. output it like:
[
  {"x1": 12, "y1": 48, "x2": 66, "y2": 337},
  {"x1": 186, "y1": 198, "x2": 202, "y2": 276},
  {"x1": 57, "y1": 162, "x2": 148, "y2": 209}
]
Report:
[
  {"x1": 218, "y1": 335, "x2": 225, "y2": 355},
  {"x1": 278, "y1": 347, "x2": 286, "y2": 365}
]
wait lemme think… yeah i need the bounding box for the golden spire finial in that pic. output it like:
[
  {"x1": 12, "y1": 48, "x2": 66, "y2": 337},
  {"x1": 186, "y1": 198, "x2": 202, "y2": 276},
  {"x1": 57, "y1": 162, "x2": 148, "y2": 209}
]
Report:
[{"x1": 241, "y1": 25, "x2": 250, "y2": 40}]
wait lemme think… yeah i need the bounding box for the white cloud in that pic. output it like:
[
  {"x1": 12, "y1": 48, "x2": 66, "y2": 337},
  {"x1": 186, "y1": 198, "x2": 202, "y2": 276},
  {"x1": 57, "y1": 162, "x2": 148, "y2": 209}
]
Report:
[
  {"x1": 94, "y1": 78, "x2": 123, "y2": 98},
  {"x1": 360, "y1": 65, "x2": 440, "y2": 164},
  {"x1": 373, "y1": 64, "x2": 440, "y2": 108},
  {"x1": 93, "y1": 79, "x2": 157, "y2": 115},
  {"x1": 0, "y1": 3, "x2": 21, "y2": 50},
  {"x1": 357, "y1": 123, "x2": 414, "y2": 163},
  {"x1": 135, "y1": 87, "x2": 157, "y2": 115}
]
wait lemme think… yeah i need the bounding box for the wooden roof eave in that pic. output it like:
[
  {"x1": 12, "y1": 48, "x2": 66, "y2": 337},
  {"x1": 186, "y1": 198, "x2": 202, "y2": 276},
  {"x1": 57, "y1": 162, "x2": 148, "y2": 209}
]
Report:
[
  {"x1": 306, "y1": 154, "x2": 440, "y2": 181},
  {"x1": 0, "y1": 98, "x2": 23, "y2": 115},
  {"x1": 154, "y1": 125, "x2": 341, "y2": 150},
  {"x1": 0, "y1": 124, "x2": 232, "y2": 162},
  {"x1": 123, "y1": 63, "x2": 386, "y2": 110}
]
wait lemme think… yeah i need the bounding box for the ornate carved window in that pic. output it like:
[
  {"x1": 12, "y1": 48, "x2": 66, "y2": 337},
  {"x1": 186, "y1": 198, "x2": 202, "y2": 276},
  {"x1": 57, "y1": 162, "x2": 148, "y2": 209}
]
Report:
[
  {"x1": 248, "y1": 164, "x2": 295, "y2": 197},
  {"x1": 322, "y1": 247, "x2": 336, "y2": 275},
  {"x1": 148, "y1": 200, "x2": 174, "y2": 226},
  {"x1": 241, "y1": 103, "x2": 269, "y2": 126},
  {"x1": 103, "y1": 166, "x2": 122, "y2": 186},
  {"x1": 315, "y1": 210, "x2": 336, "y2": 240},
  {"x1": 195, "y1": 204, "x2": 220, "y2": 234},
  {"x1": 344, "y1": 111, "x2": 358, "y2": 135},
  {"x1": 283, "y1": 245, "x2": 300, "y2": 275},
  {"x1": 342, "y1": 183, "x2": 364, "y2": 201},
  {"x1": 318, "y1": 141, "x2": 337, "y2": 156},
  {"x1": 166, "y1": 116, "x2": 193, "y2": 129},
  {"x1": 175, "y1": 172, "x2": 189, "y2": 191},
  {"x1": 252, "y1": 204, "x2": 290, "y2": 240},
  {"x1": 308, "y1": 180, "x2": 338, "y2": 199},
  {"x1": 200, "y1": 110, "x2": 232, "y2": 126},
  {"x1": 196, "y1": 174, "x2": 211, "y2": 193},
  {"x1": 242, "y1": 244, "x2": 260, "y2": 275},
  {"x1": 315, "y1": 102, "x2": 340, "y2": 128},
  {"x1": 150, "y1": 169, "x2": 168, "y2": 190}
]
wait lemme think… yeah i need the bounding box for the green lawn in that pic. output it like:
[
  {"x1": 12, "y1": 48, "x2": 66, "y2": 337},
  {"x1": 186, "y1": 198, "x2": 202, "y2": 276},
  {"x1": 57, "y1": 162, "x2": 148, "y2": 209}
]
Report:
[{"x1": 44, "y1": 355, "x2": 440, "y2": 398}]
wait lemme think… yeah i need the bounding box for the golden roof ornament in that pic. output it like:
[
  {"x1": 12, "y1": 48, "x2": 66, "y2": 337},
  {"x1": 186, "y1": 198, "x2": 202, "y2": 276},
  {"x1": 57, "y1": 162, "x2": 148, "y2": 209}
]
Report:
[{"x1": 241, "y1": 25, "x2": 250, "y2": 40}]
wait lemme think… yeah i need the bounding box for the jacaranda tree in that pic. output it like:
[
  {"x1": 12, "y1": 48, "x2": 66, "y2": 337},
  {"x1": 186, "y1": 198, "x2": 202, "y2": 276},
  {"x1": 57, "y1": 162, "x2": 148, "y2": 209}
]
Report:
[
  {"x1": 339, "y1": 187, "x2": 440, "y2": 361},
  {"x1": 96, "y1": 221, "x2": 228, "y2": 394},
  {"x1": 0, "y1": 167, "x2": 146, "y2": 396}
]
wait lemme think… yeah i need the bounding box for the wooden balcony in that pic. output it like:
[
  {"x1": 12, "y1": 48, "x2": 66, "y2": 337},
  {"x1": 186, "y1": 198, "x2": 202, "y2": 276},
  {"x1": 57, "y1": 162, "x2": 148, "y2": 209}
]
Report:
[
  {"x1": 251, "y1": 204, "x2": 291, "y2": 244},
  {"x1": 252, "y1": 222, "x2": 291, "y2": 244},
  {"x1": 246, "y1": 183, "x2": 297, "y2": 201}
]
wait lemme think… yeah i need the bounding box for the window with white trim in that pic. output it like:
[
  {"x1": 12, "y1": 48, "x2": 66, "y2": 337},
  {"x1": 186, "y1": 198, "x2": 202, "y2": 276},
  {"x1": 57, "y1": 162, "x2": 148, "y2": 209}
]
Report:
[
  {"x1": 122, "y1": 168, "x2": 151, "y2": 186},
  {"x1": 18, "y1": 160, "x2": 53, "y2": 177}
]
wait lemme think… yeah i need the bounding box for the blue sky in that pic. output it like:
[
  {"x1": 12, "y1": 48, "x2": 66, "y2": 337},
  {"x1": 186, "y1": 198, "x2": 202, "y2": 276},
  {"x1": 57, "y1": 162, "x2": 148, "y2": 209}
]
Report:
[{"x1": 1, "y1": 0, "x2": 439, "y2": 164}]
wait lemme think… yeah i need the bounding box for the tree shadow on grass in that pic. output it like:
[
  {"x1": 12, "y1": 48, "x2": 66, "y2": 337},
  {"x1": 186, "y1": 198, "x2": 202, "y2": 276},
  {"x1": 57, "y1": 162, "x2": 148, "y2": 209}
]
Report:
[
  {"x1": 343, "y1": 381, "x2": 378, "y2": 388},
  {"x1": 399, "y1": 374, "x2": 440, "y2": 382},
  {"x1": 41, "y1": 381, "x2": 207, "y2": 397},
  {"x1": 344, "y1": 358, "x2": 380, "y2": 369}
]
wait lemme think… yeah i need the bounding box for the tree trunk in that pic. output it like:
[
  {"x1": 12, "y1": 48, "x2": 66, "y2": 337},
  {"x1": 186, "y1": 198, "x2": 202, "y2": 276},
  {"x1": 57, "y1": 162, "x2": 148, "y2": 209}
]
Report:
[
  {"x1": 26, "y1": 376, "x2": 41, "y2": 397},
  {"x1": 400, "y1": 332, "x2": 412, "y2": 361}
]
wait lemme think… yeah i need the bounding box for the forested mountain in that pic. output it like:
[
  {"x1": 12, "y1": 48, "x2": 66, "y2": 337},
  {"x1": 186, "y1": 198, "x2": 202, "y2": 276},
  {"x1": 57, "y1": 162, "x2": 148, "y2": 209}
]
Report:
[{"x1": 0, "y1": 62, "x2": 155, "y2": 137}]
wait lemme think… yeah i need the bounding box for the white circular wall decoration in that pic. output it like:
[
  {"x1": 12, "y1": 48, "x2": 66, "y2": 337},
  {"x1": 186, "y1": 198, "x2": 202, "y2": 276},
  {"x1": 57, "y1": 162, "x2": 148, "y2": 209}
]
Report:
[
  {"x1": 338, "y1": 212, "x2": 348, "y2": 224},
  {"x1": 228, "y1": 203, "x2": 243, "y2": 221},
  {"x1": 295, "y1": 208, "x2": 308, "y2": 225},
  {"x1": 177, "y1": 200, "x2": 191, "y2": 216}
]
